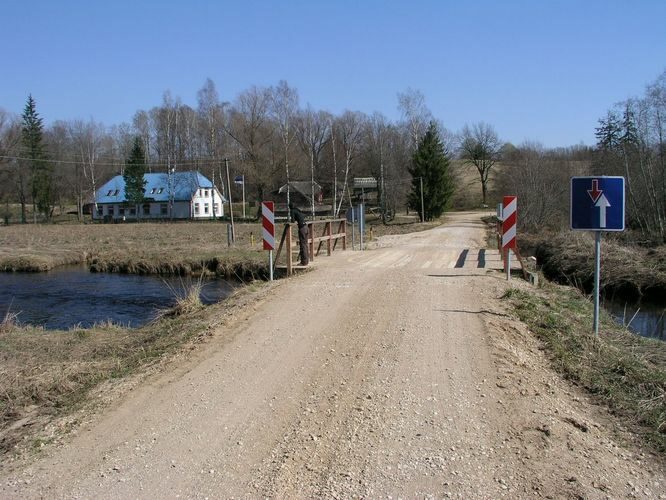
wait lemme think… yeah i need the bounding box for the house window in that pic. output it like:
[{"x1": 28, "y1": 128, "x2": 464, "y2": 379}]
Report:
[
  {"x1": 107, "y1": 190, "x2": 113, "y2": 196},
  {"x1": 194, "y1": 203, "x2": 200, "y2": 215},
  {"x1": 108, "y1": 206, "x2": 115, "y2": 216},
  {"x1": 157, "y1": 188, "x2": 164, "y2": 194},
  {"x1": 143, "y1": 204, "x2": 150, "y2": 215},
  {"x1": 97, "y1": 207, "x2": 103, "y2": 216},
  {"x1": 113, "y1": 189, "x2": 119, "y2": 196},
  {"x1": 160, "y1": 204, "x2": 168, "y2": 215},
  {"x1": 130, "y1": 207, "x2": 136, "y2": 215},
  {"x1": 213, "y1": 203, "x2": 218, "y2": 214},
  {"x1": 119, "y1": 207, "x2": 125, "y2": 216},
  {"x1": 150, "y1": 188, "x2": 157, "y2": 194},
  {"x1": 204, "y1": 203, "x2": 209, "y2": 214}
]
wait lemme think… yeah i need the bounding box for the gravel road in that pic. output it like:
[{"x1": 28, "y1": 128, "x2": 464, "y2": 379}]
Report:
[{"x1": 2, "y1": 211, "x2": 664, "y2": 498}]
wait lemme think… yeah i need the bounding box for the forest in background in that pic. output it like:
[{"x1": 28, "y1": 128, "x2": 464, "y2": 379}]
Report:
[{"x1": 0, "y1": 71, "x2": 664, "y2": 242}]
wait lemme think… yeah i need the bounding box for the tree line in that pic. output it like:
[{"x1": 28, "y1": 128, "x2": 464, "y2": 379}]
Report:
[
  {"x1": 0, "y1": 80, "x2": 508, "y2": 224},
  {"x1": 3, "y1": 72, "x2": 662, "y2": 237},
  {"x1": 497, "y1": 70, "x2": 665, "y2": 244},
  {"x1": 594, "y1": 71, "x2": 666, "y2": 242}
]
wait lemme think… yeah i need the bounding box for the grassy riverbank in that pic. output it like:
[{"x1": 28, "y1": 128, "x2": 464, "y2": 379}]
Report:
[
  {"x1": 0, "y1": 215, "x2": 443, "y2": 462},
  {"x1": 503, "y1": 282, "x2": 666, "y2": 453},
  {"x1": 0, "y1": 215, "x2": 446, "y2": 277},
  {"x1": 520, "y1": 231, "x2": 666, "y2": 302},
  {"x1": 0, "y1": 222, "x2": 268, "y2": 278},
  {"x1": 0, "y1": 280, "x2": 272, "y2": 460}
]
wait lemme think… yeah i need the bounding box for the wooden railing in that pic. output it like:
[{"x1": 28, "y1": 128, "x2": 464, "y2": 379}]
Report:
[{"x1": 274, "y1": 219, "x2": 347, "y2": 276}]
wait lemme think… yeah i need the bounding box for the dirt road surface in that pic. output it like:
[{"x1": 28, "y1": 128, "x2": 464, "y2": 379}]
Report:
[{"x1": 2, "y1": 212, "x2": 665, "y2": 498}]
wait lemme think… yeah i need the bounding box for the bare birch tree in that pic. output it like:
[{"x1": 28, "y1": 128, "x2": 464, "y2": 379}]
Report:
[
  {"x1": 197, "y1": 78, "x2": 226, "y2": 216},
  {"x1": 270, "y1": 81, "x2": 299, "y2": 213},
  {"x1": 0, "y1": 111, "x2": 22, "y2": 222},
  {"x1": 335, "y1": 111, "x2": 365, "y2": 216},
  {"x1": 365, "y1": 112, "x2": 390, "y2": 221},
  {"x1": 197, "y1": 78, "x2": 226, "y2": 160},
  {"x1": 151, "y1": 91, "x2": 183, "y2": 216},
  {"x1": 296, "y1": 106, "x2": 330, "y2": 217},
  {"x1": 69, "y1": 119, "x2": 105, "y2": 219},
  {"x1": 397, "y1": 88, "x2": 432, "y2": 151}
]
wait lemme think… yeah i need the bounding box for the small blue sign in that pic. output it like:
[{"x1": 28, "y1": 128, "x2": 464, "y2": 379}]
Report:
[
  {"x1": 570, "y1": 176, "x2": 625, "y2": 231},
  {"x1": 345, "y1": 207, "x2": 356, "y2": 223}
]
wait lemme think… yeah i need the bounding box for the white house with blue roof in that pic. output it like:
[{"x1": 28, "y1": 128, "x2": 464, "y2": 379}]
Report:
[{"x1": 93, "y1": 171, "x2": 226, "y2": 220}]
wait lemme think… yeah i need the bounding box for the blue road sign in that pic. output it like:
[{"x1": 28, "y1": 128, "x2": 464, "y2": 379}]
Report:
[{"x1": 570, "y1": 176, "x2": 625, "y2": 231}]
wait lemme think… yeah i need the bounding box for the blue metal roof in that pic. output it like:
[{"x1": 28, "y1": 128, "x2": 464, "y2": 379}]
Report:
[{"x1": 96, "y1": 172, "x2": 218, "y2": 203}]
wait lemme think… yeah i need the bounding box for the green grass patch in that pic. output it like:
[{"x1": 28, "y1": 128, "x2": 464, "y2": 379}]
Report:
[{"x1": 503, "y1": 284, "x2": 666, "y2": 453}]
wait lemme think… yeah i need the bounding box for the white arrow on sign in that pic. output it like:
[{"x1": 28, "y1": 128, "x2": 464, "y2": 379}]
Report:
[{"x1": 595, "y1": 193, "x2": 611, "y2": 228}]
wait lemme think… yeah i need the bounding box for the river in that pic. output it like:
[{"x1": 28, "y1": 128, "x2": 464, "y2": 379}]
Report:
[
  {"x1": 2, "y1": 268, "x2": 663, "y2": 339},
  {"x1": 0, "y1": 267, "x2": 237, "y2": 330},
  {"x1": 605, "y1": 298, "x2": 665, "y2": 341}
]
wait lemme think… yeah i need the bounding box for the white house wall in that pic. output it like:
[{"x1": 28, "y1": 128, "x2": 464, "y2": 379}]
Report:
[
  {"x1": 93, "y1": 201, "x2": 205, "y2": 220},
  {"x1": 92, "y1": 187, "x2": 225, "y2": 220},
  {"x1": 191, "y1": 187, "x2": 224, "y2": 218}
]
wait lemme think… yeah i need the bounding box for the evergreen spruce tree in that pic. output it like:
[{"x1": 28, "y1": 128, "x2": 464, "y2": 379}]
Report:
[
  {"x1": 620, "y1": 106, "x2": 639, "y2": 149},
  {"x1": 408, "y1": 122, "x2": 455, "y2": 221},
  {"x1": 594, "y1": 111, "x2": 621, "y2": 151},
  {"x1": 21, "y1": 95, "x2": 52, "y2": 221},
  {"x1": 123, "y1": 137, "x2": 147, "y2": 218}
]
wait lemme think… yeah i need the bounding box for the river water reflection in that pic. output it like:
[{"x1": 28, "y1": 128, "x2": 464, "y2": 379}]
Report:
[
  {"x1": 605, "y1": 299, "x2": 665, "y2": 341},
  {"x1": 0, "y1": 267, "x2": 236, "y2": 330}
]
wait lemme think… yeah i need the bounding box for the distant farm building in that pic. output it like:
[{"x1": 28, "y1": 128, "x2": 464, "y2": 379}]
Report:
[
  {"x1": 93, "y1": 172, "x2": 226, "y2": 220},
  {"x1": 277, "y1": 181, "x2": 323, "y2": 206},
  {"x1": 274, "y1": 181, "x2": 332, "y2": 216},
  {"x1": 352, "y1": 177, "x2": 378, "y2": 205}
]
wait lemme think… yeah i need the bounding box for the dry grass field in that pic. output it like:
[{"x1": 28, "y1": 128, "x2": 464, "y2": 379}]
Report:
[
  {"x1": 0, "y1": 210, "x2": 459, "y2": 276},
  {"x1": 0, "y1": 278, "x2": 269, "y2": 457},
  {"x1": 0, "y1": 160, "x2": 494, "y2": 276},
  {"x1": 0, "y1": 222, "x2": 268, "y2": 277}
]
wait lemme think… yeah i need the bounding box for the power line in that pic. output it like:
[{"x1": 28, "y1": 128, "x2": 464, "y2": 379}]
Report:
[{"x1": 0, "y1": 154, "x2": 226, "y2": 169}]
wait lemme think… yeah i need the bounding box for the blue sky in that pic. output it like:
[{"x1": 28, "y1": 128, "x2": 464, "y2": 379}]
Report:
[{"x1": 2, "y1": 0, "x2": 664, "y2": 147}]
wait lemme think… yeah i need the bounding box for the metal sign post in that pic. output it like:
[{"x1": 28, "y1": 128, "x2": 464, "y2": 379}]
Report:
[
  {"x1": 224, "y1": 158, "x2": 235, "y2": 242},
  {"x1": 570, "y1": 176, "x2": 625, "y2": 336},
  {"x1": 502, "y1": 196, "x2": 517, "y2": 281},
  {"x1": 262, "y1": 201, "x2": 275, "y2": 281},
  {"x1": 593, "y1": 231, "x2": 601, "y2": 335},
  {"x1": 358, "y1": 203, "x2": 365, "y2": 251},
  {"x1": 346, "y1": 207, "x2": 356, "y2": 250}
]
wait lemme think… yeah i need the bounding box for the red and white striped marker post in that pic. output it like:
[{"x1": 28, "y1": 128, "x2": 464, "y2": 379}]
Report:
[
  {"x1": 262, "y1": 201, "x2": 275, "y2": 281},
  {"x1": 502, "y1": 196, "x2": 517, "y2": 280}
]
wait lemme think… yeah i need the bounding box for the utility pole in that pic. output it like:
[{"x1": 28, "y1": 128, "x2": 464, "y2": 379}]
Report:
[
  {"x1": 224, "y1": 158, "x2": 235, "y2": 241},
  {"x1": 241, "y1": 174, "x2": 246, "y2": 219},
  {"x1": 380, "y1": 161, "x2": 385, "y2": 224},
  {"x1": 378, "y1": 124, "x2": 386, "y2": 224},
  {"x1": 211, "y1": 164, "x2": 216, "y2": 220},
  {"x1": 420, "y1": 176, "x2": 425, "y2": 223}
]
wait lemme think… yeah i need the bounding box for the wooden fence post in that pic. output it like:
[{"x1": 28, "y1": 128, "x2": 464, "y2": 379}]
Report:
[
  {"x1": 286, "y1": 223, "x2": 293, "y2": 276},
  {"x1": 308, "y1": 222, "x2": 315, "y2": 263},
  {"x1": 327, "y1": 221, "x2": 332, "y2": 255}
]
